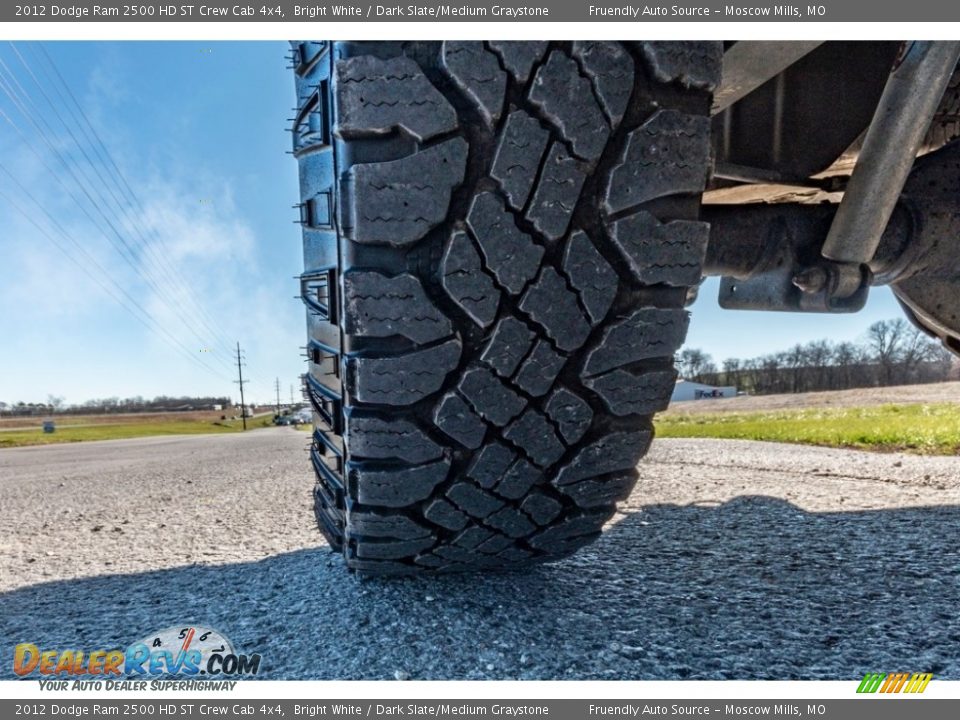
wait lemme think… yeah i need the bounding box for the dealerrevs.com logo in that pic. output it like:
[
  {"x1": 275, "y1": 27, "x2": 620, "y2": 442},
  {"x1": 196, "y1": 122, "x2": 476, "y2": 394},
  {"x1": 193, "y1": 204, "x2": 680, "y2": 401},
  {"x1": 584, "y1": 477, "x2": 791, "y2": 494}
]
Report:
[{"x1": 14, "y1": 626, "x2": 262, "y2": 680}]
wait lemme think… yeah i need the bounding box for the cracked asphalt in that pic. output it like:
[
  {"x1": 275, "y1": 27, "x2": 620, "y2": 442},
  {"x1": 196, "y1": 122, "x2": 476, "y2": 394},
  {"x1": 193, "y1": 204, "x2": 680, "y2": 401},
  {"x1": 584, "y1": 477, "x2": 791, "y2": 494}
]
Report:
[{"x1": 2, "y1": 428, "x2": 958, "y2": 679}]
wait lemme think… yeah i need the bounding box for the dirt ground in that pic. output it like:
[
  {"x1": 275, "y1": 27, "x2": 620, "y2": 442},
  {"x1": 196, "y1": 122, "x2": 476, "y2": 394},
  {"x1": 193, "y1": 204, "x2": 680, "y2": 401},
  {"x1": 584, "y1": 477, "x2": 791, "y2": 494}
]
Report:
[{"x1": 663, "y1": 380, "x2": 960, "y2": 415}]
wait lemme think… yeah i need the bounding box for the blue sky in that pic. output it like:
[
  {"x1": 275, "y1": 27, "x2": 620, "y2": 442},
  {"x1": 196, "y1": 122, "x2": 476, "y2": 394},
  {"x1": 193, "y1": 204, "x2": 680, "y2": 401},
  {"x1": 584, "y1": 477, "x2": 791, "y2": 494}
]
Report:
[
  {"x1": 0, "y1": 41, "x2": 905, "y2": 406},
  {"x1": 0, "y1": 41, "x2": 303, "y2": 406}
]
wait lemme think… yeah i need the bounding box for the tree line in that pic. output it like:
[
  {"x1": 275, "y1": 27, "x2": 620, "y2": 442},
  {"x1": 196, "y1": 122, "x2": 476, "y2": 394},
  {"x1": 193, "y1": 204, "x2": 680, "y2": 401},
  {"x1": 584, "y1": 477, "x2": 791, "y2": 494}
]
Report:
[
  {"x1": 0, "y1": 395, "x2": 234, "y2": 417},
  {"x1": 678, "y1": 318, "x2": 958, "y2": 395}
]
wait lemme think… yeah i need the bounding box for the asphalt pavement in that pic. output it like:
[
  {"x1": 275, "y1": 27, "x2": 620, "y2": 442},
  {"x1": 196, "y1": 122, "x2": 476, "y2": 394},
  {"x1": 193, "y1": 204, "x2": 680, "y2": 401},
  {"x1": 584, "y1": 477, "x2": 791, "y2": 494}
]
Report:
[{"x1": 1, "y1": 428, "x2": 958, "y2": 680}]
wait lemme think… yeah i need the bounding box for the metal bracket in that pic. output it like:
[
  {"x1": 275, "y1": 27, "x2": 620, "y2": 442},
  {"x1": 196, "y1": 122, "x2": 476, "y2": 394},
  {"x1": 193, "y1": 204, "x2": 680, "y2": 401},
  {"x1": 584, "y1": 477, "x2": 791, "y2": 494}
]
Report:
[{"x1": 704, "y1": 205, "x2": 873, "y2": 313}]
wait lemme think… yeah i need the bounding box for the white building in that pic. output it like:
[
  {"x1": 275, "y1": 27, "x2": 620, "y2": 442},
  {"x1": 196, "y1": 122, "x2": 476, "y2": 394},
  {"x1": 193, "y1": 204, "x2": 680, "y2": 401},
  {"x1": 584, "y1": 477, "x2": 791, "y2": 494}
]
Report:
[{"x1": 671, "y1": 379, "x2": 738, "y2": 402}]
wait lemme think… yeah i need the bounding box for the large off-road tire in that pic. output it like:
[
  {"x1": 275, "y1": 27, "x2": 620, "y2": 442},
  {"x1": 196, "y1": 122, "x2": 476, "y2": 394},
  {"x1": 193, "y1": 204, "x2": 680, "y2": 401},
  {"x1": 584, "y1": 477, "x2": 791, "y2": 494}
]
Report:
[{"x1": 291, "y1": 41, "x2": 720, "y2": 574}]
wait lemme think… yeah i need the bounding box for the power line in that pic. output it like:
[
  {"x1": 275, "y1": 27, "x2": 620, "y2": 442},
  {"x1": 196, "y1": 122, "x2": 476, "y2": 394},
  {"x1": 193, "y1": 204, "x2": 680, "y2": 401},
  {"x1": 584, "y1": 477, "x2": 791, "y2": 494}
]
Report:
[
  {"x1": 0, "y1": 106, "x2": 237, "y2": 381},
  {"x1": 28, "y1": 42, "x2": 238, "y2": 357},
  {"x1": 0, "y1": 50, "x2": 238, "y2": 376},
  {"x1": 0, "y1": 180, "x2": 232, "y2": 382}
]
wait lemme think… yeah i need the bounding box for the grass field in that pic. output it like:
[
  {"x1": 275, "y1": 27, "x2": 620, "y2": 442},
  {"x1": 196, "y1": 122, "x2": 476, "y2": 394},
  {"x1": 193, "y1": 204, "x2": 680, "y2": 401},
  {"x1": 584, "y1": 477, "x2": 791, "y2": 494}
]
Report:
[
  {"x1": 0, "y1": 413, "x2": 276, "y2": 448},
  {"x1": 656, "y1": 402, "x2": 960, "y2": 455}
]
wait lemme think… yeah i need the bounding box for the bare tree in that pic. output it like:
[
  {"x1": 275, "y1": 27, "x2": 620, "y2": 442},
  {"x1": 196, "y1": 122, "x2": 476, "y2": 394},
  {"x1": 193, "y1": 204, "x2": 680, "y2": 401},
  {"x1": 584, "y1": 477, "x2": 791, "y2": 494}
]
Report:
[
  {"x1": 721, "y1": 357, "x2": 741, "y2": 387},
  {"x1": 678, "y1": 348, "x2": 716, "y2": 381},
  {"x1": 805, "y1": 340, "x2": 834, "y2": 391},
  {"x1": 867, "y1": 319, "x2": 906, "y2": 385}
]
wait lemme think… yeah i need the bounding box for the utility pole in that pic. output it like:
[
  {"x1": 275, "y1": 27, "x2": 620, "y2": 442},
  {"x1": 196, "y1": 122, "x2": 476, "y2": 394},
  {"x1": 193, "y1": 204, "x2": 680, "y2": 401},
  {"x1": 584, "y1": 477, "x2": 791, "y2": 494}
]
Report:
[
  {"x1": 234, "y1": 342, "x2": 248, "y2": 431},
  {"x1": 274, "y1": 377, "x2": 281, "y2": 416},
  {"x1": 290, "y1": 384, "x2": 295, "y2": 406}
]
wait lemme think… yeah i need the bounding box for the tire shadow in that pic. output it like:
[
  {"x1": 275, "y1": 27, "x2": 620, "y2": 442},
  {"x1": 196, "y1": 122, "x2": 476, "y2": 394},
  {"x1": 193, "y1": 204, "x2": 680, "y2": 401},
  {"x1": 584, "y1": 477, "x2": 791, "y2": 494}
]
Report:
[{"x1": 2, "y1": 496, "x2": 958, "y2": 680}]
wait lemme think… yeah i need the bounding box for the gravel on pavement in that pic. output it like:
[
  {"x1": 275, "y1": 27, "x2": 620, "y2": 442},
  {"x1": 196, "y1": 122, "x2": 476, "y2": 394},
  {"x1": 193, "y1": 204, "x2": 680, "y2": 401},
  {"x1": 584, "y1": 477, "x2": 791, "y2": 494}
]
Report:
[{"x1": 1, "y1": 428, "x2": 958, "y2": 680}]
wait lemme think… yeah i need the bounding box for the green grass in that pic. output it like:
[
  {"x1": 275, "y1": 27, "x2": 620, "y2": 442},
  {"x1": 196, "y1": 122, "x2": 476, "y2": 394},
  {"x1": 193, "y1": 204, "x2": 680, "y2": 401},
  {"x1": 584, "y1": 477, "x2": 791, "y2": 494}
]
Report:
[
  {"x1": 0, "y1": 414, "x2": 276, "y2": 449},
  {"x1": 656, "y1": 402, "x2": 960, "y2": 455}
]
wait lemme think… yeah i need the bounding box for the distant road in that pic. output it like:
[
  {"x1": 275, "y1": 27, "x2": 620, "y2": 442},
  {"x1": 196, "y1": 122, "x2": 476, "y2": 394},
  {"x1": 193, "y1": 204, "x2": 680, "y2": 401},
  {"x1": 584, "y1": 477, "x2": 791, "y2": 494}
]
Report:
[{"x1": 1, "y1": 430, "x2": 958, "y2": 679}]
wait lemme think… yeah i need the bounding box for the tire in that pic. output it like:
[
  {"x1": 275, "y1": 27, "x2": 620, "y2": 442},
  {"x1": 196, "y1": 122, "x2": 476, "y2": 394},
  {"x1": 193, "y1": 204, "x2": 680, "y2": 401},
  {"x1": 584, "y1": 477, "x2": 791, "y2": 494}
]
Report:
[{"x1": 290, "y1": 41, "x2": 721, "y2": 574}]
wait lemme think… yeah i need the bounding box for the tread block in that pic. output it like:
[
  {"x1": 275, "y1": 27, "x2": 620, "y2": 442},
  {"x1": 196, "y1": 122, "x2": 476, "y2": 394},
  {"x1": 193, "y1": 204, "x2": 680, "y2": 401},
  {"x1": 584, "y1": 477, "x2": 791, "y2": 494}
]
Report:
[
  {"x1": 485, "y1": 507, "x2": 535, "y2": 539},
  {"x1": 433, "y1": 546, "x2": 480, "y2": 563},
  {"x1": 352, "y1": 459, "x2": 451, "y2": 506},
  {"x1": 453, "y1": 525, "x2": 495, "y2": 548},
  {"x1": 348, "y1": 558, "x2": 418, "y2": 575},
  {"x1": 475, "y1": 532, "x2": 517, "y2": 553},
  {"x1": 441, "y1": 231, "x2": 501, "y2": 327},
  {"x1": 562, "y1": 231, "x2": 617, "y2": 325},
  {"x1": 487, "y1": 41, "x2": 549, "y2": 83},
  {"x1": 432, "y1": 392, "x2": 487, "y2": 449},
  {"x1": 351, "y1": 137, "x2": 467, "y2": 247},
  {"x1": 544, "y1": 388, "x2": 593, "y2": 444},
  {"x1": 497, "y1": 546, "x2": 535, "y2": 563},
  {"x1": 467, "y1": 442, "x2": 516, "y2": 489},
  {"x1": 347, "y1": 417, "x2": 445, "y2": 463},
  {"x1": 582, "y1": 307, "x2": 688, "y2": 377},
  {"x1": 638, "y1": 41, "x2": 722, "y2": 91},
  {"x1": 458, "y1": 366, "x2": 527, "y2": 427},
  {"x1": 495, "y1": 458, "x2": 541, "y2": 499},
  {"x1": 519, "y1": 267, "x2": 591, "y2": 352},
  {"x1": 520, "y1": 492, "x2": 563, "y2": 525},
  {"x1": 525, "y1": 143, "x2": 586, "y2": 240},
  {"x1": 355, "y1": 536, "x2": 435, "y2": 560},
  {"x1": 491, "y1": 109, "x2": 550, "y2": 211},
  {"x1": 503, "y1": 408, "x2": 566, "y2": 468},
  {"x1": 423, "y1": 498, "x2": 470, "y2": 531},
  {"x1": 447, "y1": 483, "x2": 505, "y2": 519},
  {"x1": 343, "y1": 270, "x2": 452, "y2": 343},
  {"x1": 585, "y1": 368, "x2": 678, "y2": 416},
  {"x1": 349, "y1": 512, "x2": 432, "y2": 539},
  {"x1": 529, "y1": 51, "x2": 610, "y2": 162},
  {"x1": 554, "y1": 431, "x2": 652, "y2": 487},
  {"x1": 604, "y1": 109, "x2": 711, "y2": 214},
  {"x1": 512, "y1": 340, "x2": 565, "y2": 397},
  {"x1": 336, "y1": 55, "x2": 458, "y2": 141},
  {"x1": 348, "y1": 339, "x2": 461, "y2": 405},
  {"x1": 558, "y1": 473, "x2": 637, "y2": 508},
  {"x1": 481, "y1": 316, "x2": 535, "y2": 378},
  {"x1": 609, "y1": 211, "x2": 709, "y2": 287},
  {"x1": 467, "y1": 192, "x2": 544, "y2": 295},
  {"x1": 572, "y1": 42, "x2": 635, "y2": 128},
  {"x1": 447, "y1": 482, "x2": 503, "y2": 520},
  {"x1": 413, "y1": 553, "x2": 449, "y2": 568},
  {"x1": 528, "y1": 510, "x2": 611, "y2": 552},
  {"x1": 441, "y1": 41, "x2": 507, "y2": 125}
]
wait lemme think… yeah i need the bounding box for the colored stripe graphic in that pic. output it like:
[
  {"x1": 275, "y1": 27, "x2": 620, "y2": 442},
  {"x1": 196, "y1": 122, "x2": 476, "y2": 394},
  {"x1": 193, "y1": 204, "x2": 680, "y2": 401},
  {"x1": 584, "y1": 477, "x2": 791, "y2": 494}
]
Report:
[
  {"x1": 904, "y1": 673, "x2": 934, "y2": 693},
  {"x1": 857, "y1": 673, "x2": 886, "y2": 693},
  {"x1": 857, "y1": 672, "x2": 932, "y2": 693}
]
